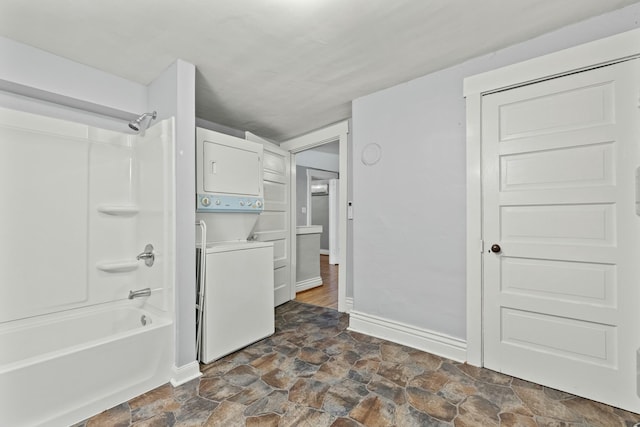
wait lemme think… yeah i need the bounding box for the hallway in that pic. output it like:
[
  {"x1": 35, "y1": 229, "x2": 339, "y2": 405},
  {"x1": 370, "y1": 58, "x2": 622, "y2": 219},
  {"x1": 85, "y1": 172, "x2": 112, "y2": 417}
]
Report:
[{"x1": 295, "y1": 255, "x2": 338, "y2": 309}]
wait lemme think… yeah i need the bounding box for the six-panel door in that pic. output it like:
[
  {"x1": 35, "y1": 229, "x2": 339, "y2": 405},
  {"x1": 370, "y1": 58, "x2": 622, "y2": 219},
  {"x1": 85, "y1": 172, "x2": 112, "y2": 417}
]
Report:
[{"x1": 481, "y1": 59, "x2": 640, "y2": 412}]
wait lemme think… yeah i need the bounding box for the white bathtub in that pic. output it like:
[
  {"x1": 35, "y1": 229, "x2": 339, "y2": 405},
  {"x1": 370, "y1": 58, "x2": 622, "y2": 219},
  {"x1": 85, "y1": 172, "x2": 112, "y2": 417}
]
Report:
[{"x1": 0, "y1": 301, "x2": 173, "y2": 427}]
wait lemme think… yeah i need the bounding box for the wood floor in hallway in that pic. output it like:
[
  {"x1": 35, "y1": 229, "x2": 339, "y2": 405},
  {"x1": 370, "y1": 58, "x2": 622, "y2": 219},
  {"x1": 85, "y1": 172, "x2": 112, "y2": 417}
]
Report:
[{"x1": 295, "y1": 254, "x2": 338, "y2": 309}]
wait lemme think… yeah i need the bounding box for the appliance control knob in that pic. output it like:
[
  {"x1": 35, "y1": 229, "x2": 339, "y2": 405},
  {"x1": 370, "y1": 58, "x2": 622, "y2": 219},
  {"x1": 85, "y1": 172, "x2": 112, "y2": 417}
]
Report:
[
  {"x1": 240, "y1": 201, "x2": 245, "y2": 206},
  {"x1": 256, "y1": 200, "x2": 263, "y2": 208},
  {"x1": 201, "y1": 197, "x2": 210, "y2": 207},
  {"x1": 215, "y1": 199, "x2": 221, "y2": 206}
]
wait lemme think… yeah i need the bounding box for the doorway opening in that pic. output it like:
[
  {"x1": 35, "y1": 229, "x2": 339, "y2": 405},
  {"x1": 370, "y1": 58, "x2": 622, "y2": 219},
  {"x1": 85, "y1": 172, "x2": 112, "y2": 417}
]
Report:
[
  {"x1": 280, "y1": 121, "x2": 349, "y2": 312},
  {"x1": 294, "y1": 143, "x2": 339, "y2": 309}
]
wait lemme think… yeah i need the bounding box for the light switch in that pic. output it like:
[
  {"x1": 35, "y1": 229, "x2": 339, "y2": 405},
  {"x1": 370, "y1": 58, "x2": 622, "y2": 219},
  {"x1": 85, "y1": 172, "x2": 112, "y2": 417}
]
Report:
[{"x1": 301, "y1": 206, "x2": 307, "y2": 214}]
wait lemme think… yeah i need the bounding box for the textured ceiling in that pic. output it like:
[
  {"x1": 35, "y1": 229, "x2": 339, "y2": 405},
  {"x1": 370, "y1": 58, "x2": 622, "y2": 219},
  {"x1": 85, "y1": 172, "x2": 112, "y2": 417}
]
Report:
[{"x1": 0, "y1": 0, "x2": 638, "y2": 140}]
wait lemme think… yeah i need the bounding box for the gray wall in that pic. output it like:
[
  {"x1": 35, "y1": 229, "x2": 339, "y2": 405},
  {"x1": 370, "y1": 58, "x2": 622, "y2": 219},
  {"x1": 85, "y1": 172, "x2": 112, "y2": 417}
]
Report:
[
  {"x1": 296, "y1": 165, "x2": 307, "y2": 226},
  {"x1": 296, "y1": 165, "x2": 338, "y2": 252},
  {"x1": 196, "y1": 117, "x2": 245, "y2": 138},
  {"x1": 311, "y1": 193, "x2": 330, "y2": 251},
  {"x1": 297, "y1": 147, "x2": 339, "y2": 171},
  {"x1": 296, "y1": 233, "x2": 321, "y2": 282},
  {"x1": 351, "y1": 4, "x2": 640, "y2": 341}
]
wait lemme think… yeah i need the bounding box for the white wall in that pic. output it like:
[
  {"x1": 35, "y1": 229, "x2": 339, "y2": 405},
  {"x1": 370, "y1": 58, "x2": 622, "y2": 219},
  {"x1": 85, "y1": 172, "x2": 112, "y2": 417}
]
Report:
[
  {"x1": 0, "y1": 36, "x2": 146, "y2": 121},
  {"x1": 351, "y1": 3, "x2": 640, "y2": 343},
  {"x1": 148, "y1": 60, "x2": 197, "y2": 368}
]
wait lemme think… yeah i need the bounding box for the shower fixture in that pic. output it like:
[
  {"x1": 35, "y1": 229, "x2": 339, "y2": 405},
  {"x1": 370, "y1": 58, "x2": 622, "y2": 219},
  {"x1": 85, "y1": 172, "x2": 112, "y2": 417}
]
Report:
[
  {"x1": 136, "y1": 243, "x2": 155, "y2": 267},
  {"x1": 128, "y1": 111, "x2": 157, "y2": 132}
]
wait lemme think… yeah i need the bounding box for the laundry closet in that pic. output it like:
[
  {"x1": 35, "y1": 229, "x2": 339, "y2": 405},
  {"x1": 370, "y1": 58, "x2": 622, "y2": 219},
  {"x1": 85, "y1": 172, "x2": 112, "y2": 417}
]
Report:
[{"x1": 195, "y1": 128, "x2": 274, "y2": 363}]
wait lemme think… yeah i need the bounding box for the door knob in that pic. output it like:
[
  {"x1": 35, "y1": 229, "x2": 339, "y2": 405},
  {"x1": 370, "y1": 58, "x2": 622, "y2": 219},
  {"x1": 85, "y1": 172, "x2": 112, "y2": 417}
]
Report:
[{"x1": 490, "y1": 244, "x2": 501, "y2": 253}]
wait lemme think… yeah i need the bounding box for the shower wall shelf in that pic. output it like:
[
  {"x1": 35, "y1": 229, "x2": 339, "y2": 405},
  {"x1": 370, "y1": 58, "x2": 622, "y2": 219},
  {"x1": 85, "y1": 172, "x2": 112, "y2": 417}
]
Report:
[
  {"x1": 97, "y1": 205, "x2": 140, "y2": 216},
  {"x1": 96, "y1": 261, "x2": 139, "y2": 273}
]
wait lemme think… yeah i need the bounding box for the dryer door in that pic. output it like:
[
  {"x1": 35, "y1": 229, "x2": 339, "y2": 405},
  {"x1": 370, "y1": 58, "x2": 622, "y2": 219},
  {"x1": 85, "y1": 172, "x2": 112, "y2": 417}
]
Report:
[{"x1": 203, "y1": 140, "x2": 262, "y2": 196}]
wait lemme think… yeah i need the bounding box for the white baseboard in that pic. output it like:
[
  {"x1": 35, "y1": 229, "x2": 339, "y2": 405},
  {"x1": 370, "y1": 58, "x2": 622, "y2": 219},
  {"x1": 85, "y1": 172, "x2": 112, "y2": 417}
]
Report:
[
  {"x1": 344, "y1": 297, "x2": 354, "y2": 313},
  {"x1": 170, "y1": 361, "x2": 202, "y2": 387},
  {"x1": 296, "y1": 276, "x2": 323, "y2": 292},
  {"x1": 348, "y1": 310, "x2": 467, "y2": 363}
]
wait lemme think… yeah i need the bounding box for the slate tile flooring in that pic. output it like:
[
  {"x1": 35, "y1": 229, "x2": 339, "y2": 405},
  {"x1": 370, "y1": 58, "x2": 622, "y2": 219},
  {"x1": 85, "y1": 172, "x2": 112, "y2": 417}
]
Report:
[{"x1": 81, "y1": 301, "x2": 640, "y2": 426}]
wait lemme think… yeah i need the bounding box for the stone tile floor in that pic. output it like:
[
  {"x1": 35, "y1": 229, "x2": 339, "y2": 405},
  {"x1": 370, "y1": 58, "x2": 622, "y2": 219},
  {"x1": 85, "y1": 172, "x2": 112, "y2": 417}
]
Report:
[{"x1": 80, "y1": 301, "x2": 640, "y2": 426}]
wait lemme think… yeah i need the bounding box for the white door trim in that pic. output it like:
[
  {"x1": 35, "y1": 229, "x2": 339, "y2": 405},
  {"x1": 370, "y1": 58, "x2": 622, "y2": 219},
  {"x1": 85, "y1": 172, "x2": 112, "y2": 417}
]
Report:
[
  {"x1": 464, "y1": 27, "x2": 640, "y2": 366},
  {"x1": 328, "y1": 178, "x2": 339, "y2": 265},
  {"x1": 281, "y1": 120, "x2": 349, "y2": 312}
]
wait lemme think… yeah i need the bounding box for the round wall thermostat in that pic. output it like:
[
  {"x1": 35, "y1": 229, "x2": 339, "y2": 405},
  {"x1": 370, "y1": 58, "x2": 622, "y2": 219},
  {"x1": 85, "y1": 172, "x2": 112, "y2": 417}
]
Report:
[{"x1": 361, "y1": 143, "x2": 382, "y2": 166}]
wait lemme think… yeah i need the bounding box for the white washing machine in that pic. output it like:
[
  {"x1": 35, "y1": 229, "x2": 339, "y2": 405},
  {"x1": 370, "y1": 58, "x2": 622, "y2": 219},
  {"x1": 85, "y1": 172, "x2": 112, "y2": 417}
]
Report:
[
  {"x1": 199, "y1": 241, "x2": 273, "y2": 363},
  {"x1": 195, "y1": 127, "x2": 274, "y2": 363}
]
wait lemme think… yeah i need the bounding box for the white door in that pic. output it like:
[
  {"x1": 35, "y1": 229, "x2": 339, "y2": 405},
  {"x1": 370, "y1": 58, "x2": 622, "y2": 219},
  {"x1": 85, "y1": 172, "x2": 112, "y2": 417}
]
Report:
[
  {"x1": 246, "y1": 133, "x2": 292, "y2": 306},
  {"x1": 482, "y1": 59, "x2": 640, "y2": 412}
]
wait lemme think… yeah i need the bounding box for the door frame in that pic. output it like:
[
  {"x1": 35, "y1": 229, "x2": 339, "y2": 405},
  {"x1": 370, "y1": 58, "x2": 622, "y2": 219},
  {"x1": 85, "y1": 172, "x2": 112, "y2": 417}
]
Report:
[
  {"x1": 328, "y1": 178, "x2": 339, "y2": 265},
  {"x1": 281, "y1": 120, "x2": 349, "y2": 312},
  {"x1": 464, "y1": 28, "x2": 640, "y2": 366}
]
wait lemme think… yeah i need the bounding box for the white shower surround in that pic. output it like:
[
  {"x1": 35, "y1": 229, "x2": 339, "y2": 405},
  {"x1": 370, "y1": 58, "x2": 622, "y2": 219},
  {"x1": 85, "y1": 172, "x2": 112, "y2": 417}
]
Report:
[{"x1": 0, "y1": 108, "x2": 175, "y2": 426}]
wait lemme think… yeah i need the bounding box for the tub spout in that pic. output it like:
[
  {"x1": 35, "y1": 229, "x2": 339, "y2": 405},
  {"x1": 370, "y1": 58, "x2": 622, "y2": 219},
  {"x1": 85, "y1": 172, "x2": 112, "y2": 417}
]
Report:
[{"x1": 128, "y1": 288, "x2": 151, "y2": 299}]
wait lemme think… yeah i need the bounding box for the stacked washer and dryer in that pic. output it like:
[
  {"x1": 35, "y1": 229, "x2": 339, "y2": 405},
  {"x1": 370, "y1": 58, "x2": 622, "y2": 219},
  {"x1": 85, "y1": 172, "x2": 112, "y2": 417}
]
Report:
[{"x1": 195, "y1": 127, "x2": 274, "y2": 364}]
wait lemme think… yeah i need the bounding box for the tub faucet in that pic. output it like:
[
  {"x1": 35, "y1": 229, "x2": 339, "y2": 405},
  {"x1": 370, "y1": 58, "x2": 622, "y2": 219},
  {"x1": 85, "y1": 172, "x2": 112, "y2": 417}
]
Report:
[{"x1": 128, "y1": 288, "x2": 151, "y2": 299}]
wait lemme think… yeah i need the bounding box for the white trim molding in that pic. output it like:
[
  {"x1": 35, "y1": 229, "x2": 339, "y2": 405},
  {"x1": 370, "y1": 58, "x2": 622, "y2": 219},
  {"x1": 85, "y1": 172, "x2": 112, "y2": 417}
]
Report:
[
  {"x1": 281, "y1": 121, "x2": 350, "y2": 152},
  {"x1": 344, "y1": 297, "x2": 354, "y2": 313},
  {"x1": 295, "y1": 276, "x2": 323, "y2": 293},
  {"x1": 170, "y1": 361, "x2": 202, "y2": 387},
  {"x1": 464, "y1": 92, "x2": 483, "y2": 367},
  {"x1": 348, "y1": 310, "x2": 466, "y2": 363}
]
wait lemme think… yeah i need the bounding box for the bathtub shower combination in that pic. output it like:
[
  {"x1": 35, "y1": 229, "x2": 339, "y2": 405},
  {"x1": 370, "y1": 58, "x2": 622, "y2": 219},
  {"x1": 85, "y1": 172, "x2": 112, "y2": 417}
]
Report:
[{"x1": 0, "y1": 107, "x2": 175, "y2": 427}]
